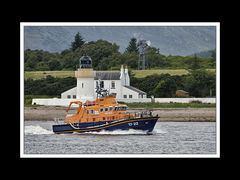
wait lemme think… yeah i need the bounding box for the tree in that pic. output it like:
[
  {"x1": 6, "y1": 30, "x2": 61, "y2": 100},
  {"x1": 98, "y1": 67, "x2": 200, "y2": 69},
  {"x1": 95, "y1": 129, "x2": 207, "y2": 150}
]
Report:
[
  {"x1": 188, "y1": 54, "x2": 201, "y2": 70},
  {"x1": 76, "y1": 40, "x2": 120, "y2": 69},
  {"x1": 48, "y1": 59, "x2": 61, "y2": 70},
  {"x1": 183, "y1": 69, "x2": 215, "y2": 97},
  {"x1": 71, "y1": 32, "x2": 85, "y2": 51},
  {"x1": 145, "y1": 47, "x2": 168, "y2": 69},
  {"x1": 121, "y1": 52, "x2": 138, "y2": 69},
  {"x1": 125, "y1": 38, "x2": 138, "y2": 53},
  {"x1": 211, "y1": 49, "x2": 216, "y2": 61},
  {"x1": 153, "y1": 78, "x2": 177, "y2": 97}
]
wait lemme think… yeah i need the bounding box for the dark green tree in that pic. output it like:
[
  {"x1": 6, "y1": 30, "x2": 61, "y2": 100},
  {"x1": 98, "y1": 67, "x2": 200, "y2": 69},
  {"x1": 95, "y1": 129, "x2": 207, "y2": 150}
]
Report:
[
  {"x1": 48, "y1": 59, "x2": 61, "y2": 70},
  {"x1": 125, "y1": 38, "x2": 139, "y2": 53},
  {"x1": 211, "y1": 49, "x2": 216, "y2": 60},
  {"x1": 188, "y1": 54, "x2": 201, "y2": 70},
  {"x1": 153, "y1": 78, "x2": 177, "y2": 97},
  {"x1": 71, "y1": 32, "x2": 85, "y2": 51},
  {"x1": 121, "y1": 52, "x2": 138, "y2": 69},
  {"x1": 76, "y1": 40, "x2": 120, "y2": 69},
  {"x1": 183, "y1": 69, "x2": 215, "y2": 97},
  {"x1": 145, "y1": 47, "x2": 168, "y2": 69}
]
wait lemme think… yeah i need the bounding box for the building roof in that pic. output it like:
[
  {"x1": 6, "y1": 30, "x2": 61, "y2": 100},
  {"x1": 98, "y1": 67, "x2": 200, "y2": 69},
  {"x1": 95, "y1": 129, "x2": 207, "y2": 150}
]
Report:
[
  {"x1": 95, "y1": 71, "x2": 120, "y2": 80},
  {"x1": 61, "y1": 87, "x2": 76, "y2": 95},
  {"x1": 176, "y1": 90, "x2": 189, "y2": 93},
  {"x1": 124, "y1": 86, "x2": 146, "y2": 94}
]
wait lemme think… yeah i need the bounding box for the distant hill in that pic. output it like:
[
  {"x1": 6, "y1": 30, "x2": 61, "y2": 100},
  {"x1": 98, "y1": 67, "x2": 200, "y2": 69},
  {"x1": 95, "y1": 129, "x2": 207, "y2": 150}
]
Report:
[
  {"x1": 191, "y1": 49, "x2": 216, "y2": 58},
  {"x1": 24, "y1": 26, "x2": 216, "y2": 56}
]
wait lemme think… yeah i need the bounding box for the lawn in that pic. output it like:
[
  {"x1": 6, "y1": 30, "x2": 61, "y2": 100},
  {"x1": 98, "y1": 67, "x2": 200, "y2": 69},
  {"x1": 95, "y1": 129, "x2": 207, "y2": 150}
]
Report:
[
  {"x1": 24, "y1": 69, "x2": 215, "y2": 80},
  {"x1": 24, "y1": 71, "x2": 75, "y2": 80},
  {"x1": 132, "y1": 69, "x2": 189, "y2": 78}
]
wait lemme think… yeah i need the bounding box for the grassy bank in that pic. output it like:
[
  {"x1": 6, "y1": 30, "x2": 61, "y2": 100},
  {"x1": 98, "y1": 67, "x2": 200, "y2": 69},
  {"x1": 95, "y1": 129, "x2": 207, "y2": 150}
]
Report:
[
  {"x1": 24, "y1": 69, "x2": 215, "y2": 80},
  {"x1": 132, "y1": 69, "x2": 189, "y2": 78},
  {"x1": 24, "y1": 71, "x2": 75, "y2": 80},
  {"x1": 125, "y1": 102, "x2": 216, "y2": 108}
]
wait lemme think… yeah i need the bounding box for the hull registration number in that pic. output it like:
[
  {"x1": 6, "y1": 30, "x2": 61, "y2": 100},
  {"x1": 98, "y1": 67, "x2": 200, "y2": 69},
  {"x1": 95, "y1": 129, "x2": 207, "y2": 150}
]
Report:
[{"x1": 128, "y1": 122, "x2": 138, "y2": 126}]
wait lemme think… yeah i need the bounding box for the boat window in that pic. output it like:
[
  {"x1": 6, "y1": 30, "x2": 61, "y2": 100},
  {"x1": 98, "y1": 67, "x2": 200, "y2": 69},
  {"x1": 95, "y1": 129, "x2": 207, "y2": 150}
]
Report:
[
  {"x1": 95, "y1": 110, "x2": 99, "y2": 114},
  {"x1": 100, "y1": 108, "x2": 104, "y2": 113},
  {"x1": 105, "y1": 107, "x2": 108, "y2": 112},
  {"x1": 118, "y1": 106, "x2": 127, "y2": 111}
]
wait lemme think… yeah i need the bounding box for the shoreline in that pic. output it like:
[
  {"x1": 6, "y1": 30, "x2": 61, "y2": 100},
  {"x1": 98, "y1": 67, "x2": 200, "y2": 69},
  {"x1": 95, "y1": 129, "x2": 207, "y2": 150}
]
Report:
[{"x1": 24, "y1": 106, "x2": 216, "y2": 122}]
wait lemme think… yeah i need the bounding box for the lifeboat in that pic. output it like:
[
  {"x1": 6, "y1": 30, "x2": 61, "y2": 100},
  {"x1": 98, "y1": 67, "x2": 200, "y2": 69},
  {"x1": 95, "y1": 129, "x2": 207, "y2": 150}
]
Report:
[{"x1": 52, "y1": 87, "x2": 159, "y2": 134}]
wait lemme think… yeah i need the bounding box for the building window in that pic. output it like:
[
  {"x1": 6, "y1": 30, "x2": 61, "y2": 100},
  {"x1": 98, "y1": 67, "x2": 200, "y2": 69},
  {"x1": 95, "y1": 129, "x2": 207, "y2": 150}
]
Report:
[
  {"x1": 82, "y1": 83, "x2": 84, "y2": 88},
  {"x1": 105, "y1": 107, "x2": 108, "y2": 112},
  {"x1": 100, "y1": 81, "x2": 104, "y2": 88},
  {"x1": 73, "y1": 95, "x2": 76, "y2": 99},
  {"x1": 67, "y1": 95, "x2": 71, "y2": 99},
  {"x1": 96, "y1": 81, "x2": 98, "y2": 88},
  {"x1": 100, "y1": 108, "x2": 104, "y2": 113},
  {"x1": 111, "y1": 81, "x2": 115, "y2": 89},
  {"x1": 129, "y1": 95, "x2": 132, "y2": 98},
  {"x1": 109, "y1": 107, "x2": 113, "y2": 111},
  {"x1": 123, "y1": 95, "x2": 127, "y2": 98}
]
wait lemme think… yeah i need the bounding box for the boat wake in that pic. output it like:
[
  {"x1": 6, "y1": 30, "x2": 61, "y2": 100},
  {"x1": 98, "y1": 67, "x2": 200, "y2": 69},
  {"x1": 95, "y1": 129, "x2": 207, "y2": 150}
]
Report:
[
  {"x1": 80, "y1": 129, "x2": 149, "y2": 135},
  {"x1": 152, "y1": 129, "x2": 167, "y2": 134},
  {"x1": 25, "y1": 125, "x2": 53, "y2": 135},
  {"x1": 24, "y1": 126, "x2": 166, "y2": 136}
]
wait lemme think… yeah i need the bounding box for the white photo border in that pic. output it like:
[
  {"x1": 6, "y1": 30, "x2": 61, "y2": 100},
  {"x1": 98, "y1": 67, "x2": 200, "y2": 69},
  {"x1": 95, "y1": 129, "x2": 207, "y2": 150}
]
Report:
[{"x1": 20, "y1": 22, "x2": 220, "y2": 158}]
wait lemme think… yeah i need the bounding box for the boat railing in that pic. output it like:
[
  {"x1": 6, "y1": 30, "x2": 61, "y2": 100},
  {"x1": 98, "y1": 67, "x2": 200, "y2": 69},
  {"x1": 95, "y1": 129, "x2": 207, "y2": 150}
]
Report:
[
  {"x1": 54, "y1": 117, "x2": 65, "y2": 124},
  {"x1": 131, "y1": 111, "x2": 154, "y2": 118}
]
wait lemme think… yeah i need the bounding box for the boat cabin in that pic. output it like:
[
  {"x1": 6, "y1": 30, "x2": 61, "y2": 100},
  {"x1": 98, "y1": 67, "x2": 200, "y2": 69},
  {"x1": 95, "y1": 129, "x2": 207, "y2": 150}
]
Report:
[{"x1": 64, "y1": 94, "x2": 133, "y2": 124}]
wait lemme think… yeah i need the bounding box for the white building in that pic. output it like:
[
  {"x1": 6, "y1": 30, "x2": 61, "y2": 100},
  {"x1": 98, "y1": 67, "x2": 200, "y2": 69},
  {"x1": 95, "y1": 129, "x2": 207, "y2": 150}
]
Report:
[
  {"x1": 32, "y1": 56, "x2": 216, "y2": 106},
  {"x1": 61, "y1": 56, "x2": 147, "y2": 100}
]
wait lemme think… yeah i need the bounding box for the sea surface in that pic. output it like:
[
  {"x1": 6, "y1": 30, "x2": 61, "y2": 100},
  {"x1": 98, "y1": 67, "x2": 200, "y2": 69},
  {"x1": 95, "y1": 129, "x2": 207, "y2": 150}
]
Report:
[{"x1": 24, "y1": 121, "x2": 216, "y2": 155}]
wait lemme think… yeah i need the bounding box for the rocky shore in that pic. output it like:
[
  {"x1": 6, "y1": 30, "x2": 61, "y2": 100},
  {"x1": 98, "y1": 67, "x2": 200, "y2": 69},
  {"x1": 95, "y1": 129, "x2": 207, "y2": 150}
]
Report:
[{"x1": 24, "y1": 106, "x2": 216, "y2": 122}]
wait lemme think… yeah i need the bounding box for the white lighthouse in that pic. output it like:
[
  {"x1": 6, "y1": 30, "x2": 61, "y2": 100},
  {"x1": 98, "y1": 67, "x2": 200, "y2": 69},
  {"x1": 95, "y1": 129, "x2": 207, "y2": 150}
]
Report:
[
  {"x1": 75, "y1": 56, "x2": 96, "y2": 100},
  {"x1": 33, "y1": 56, "x2": 148, "y2": 106},
  {"x1": 61, "y1": 56, "x2": 147, "y2": 101}
]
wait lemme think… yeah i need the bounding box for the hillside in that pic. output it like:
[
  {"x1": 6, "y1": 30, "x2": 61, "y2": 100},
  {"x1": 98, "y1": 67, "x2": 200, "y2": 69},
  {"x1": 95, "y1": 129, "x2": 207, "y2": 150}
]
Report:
[
  {"x1": 24, "y1": 26, "x2": 216, "y2": 56},
  {"x1": 193, "y1": 49, "x2": 216, "y2": 58}
]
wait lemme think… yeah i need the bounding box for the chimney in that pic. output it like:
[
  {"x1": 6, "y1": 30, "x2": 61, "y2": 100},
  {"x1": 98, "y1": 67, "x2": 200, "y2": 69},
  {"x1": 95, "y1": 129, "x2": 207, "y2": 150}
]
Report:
[
  {"x1": 120, "y1": 65, "x2": 125, "y2": 85},
  {"x1": 124, "y1": 65, "x2": 130, "y2": 86},
  {"x1": 124, "y1": 65, "x2": 128, "y2": 74}
]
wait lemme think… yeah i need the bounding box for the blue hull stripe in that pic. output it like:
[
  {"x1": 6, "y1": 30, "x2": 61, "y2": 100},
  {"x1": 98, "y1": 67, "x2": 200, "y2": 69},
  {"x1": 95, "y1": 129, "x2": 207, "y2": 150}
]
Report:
[{"x1": 53, "y1": 117, "x2": 158, "y2": 133}]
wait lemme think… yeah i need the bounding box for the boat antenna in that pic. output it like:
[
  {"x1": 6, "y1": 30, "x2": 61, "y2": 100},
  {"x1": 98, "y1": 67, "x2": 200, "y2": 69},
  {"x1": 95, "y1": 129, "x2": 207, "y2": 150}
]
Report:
[
  {"x1": 95, "y1": 79, "x2": 109, "y2": 98},
  {"x1": 109, "y1": 67, "x2": 112, "y2": 94}
]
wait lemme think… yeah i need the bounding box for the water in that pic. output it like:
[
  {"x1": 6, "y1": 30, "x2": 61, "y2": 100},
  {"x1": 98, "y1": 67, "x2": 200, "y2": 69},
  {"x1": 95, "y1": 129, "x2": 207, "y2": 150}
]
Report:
[{"x1": 24, "y1": 121, "x2": 216, "y2": 154}]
